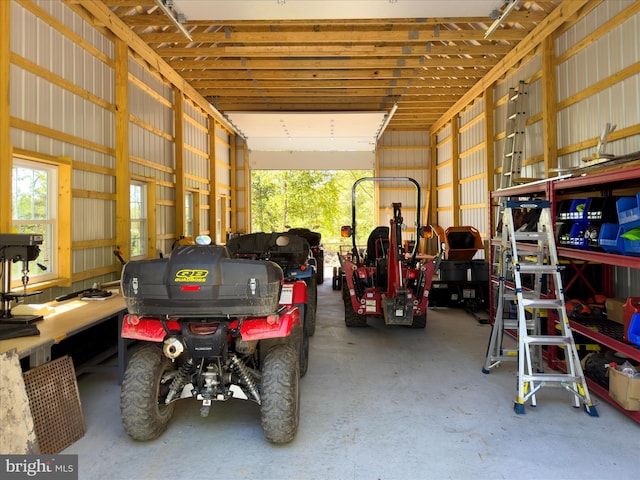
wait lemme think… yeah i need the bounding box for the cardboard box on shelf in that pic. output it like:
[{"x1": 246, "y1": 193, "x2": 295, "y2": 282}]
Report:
[
  {"x1": 608, "y1": 366, "x2": 640, "y2": 411},
  {"x1": 605, "y1": 297, "x2": 626, "y2": 324}
]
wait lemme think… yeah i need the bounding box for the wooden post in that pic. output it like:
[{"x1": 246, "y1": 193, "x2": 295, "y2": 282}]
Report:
[
  {"x1": 542, "y1": 36, "x2": 558, "y2": 176},
  {"x1": 0, "y1": 0, "x2": 11, "y2": 231},
  {"x1": 114, "y1": 39, "x2": 130, "y2": 260}
]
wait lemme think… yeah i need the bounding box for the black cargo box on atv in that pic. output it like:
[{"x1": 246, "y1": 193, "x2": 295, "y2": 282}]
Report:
[
  {"x1": 226, "y1": 232, "x2": 310, "y2": 267},
  {"x1": 121, "y1": 244, "x2": 283, "y2": 317}
]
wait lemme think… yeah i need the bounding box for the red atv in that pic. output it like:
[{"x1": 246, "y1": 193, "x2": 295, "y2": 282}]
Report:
[
  {"x1": 119, "y1": 235, "x2": 306, "y2": 444},
  {"x1": 339, "y1": 177, "x2": 439, "y2": 328}
]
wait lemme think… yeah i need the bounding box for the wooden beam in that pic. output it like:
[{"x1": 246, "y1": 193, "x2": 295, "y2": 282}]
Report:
[
  {"x1": 451, "y1": 114, "x2": 460, "y2": 226},
  {"x1": 0, "y1": 0, "x2": 10, "y2": 231},
  {"x1": 209, "y1": 118, "x2": 217, "y2": 242},
  {"x1": 114, "y1": 38, "x2": 130, "y2": 260},
  {"x1": 168, "y1": 56, "x2": 500, "y2": 70},
  {"x1": 542, "y1": 36, "x2": 557, "y2": 177},
  {"x1": 139, "y1": 28, "x2": 528, "y2": 45},
  {"x1": 174, "y1": 88, "x2": 185, "y2": 239},
  {"x1": 431, "y1": 0, "x2": 592, "y2": 133}
]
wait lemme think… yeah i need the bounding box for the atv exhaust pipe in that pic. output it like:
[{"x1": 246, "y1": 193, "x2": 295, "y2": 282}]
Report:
[{"x1": 163, "y1": 337, "x2": 184, "y2": 360}]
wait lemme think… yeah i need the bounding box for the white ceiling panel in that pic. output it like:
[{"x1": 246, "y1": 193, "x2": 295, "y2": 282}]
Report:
[
  {"x1": 226, "y1": 111, "x2": 387, "y2": 152},
  {"x1": 175, "y1": 1, "x2": 505, "y2": 21}
]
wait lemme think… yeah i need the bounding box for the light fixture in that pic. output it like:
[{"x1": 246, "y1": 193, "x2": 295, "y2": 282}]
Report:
[
  {"x1": 376, "y1": 103, "x2": 398, "y2": 140},
  {"x1": 154, "y1": 0, "x2": 193, "y2": 42},
  {"x1": 484, "y1": 0, "x2": 519, "y2": 39}
]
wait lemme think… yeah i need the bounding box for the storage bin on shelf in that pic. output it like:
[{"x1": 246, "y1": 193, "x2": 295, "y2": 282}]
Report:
[
  {"x1": 557, "y1": 222, "x2": 572, "y2": 247},
  {"x1": 624, "y1": 298, "x2": 640, "y2": 343},
  {"x1": 628, "y1": 313, "x2": 640, "y2": 347},
  {"x1": 568, "y1": 198, "x2": 588, "y2": 221},
  {"x1": 617, "y1": 194, "x2": 640, "y2": 229},
  {"x1": 556, "y1": 200, "x2": 572, "y2": 221},
  {"x1": 585, "y1": 197, "x2": 619, "y2": 251},
  {"x1": 598, "y1": 223, "x2": 624, "y2": 254},
  {"x1": 569, "y1": 222, "x2": 590, "y2": 250}
]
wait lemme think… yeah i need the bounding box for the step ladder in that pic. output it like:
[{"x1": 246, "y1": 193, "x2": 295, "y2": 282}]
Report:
[
  {"x1": 500, "y1": 81, "x2": 528, "y2": 189},
  {"x1": 482, "y1": 199, "x2": 598, "y2": 417}
]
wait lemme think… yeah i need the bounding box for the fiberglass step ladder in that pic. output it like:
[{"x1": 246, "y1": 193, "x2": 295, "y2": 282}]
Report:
[
  {"x1": 500, "y1": 81, "x2": 528, "y2": 189},
  {"x1": 482, "y1": 199, "x2": 598, "y2": 416}
]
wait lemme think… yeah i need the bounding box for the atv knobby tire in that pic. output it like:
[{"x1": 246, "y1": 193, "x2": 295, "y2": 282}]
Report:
[
  {"x1": 260, "y1": 344, "x2": 300, "y2": 444},
  {"x1": 316, "y1": 253, "x2": 324, "y2": 284},
  {"x1": 305, "y1": 276, "x2": 317, "y2": 336},
  {"x1": 120, "y1": 344, "x2": 177, "y2": 441}
]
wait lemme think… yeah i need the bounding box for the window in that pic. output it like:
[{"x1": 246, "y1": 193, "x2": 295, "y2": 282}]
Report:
[
  {"x1": 11, "y1": 159, "x2": 58, "y2": 286},
  {"x1": 185, "y1": 191, "x2": 193, "y2": 237},
  {"x1": 130, "y1": 182, "x2": 147, "y2": 259}
]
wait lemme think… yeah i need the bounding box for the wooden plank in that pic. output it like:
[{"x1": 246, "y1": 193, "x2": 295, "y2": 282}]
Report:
[
  {"x1": 114, "y1": 38, "x2": 130, "y2": 261},
  {"x1": 0, "y1": 0, "x2": 11, "y2": 231},
  {"x1": 542, "y1": 36, "x2": 558, "y2": 177}
]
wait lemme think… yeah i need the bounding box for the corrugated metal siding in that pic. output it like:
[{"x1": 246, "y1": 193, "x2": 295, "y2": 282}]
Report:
[
  {"x1": 9, "y1": 0, "x2": 236, "y2": 295},
  {"x1": 556, "y1": 0, "x2": 640, "y2": 168},
  {"x1": 10, "y1": 0, "x2": 117, "y2": 293}
]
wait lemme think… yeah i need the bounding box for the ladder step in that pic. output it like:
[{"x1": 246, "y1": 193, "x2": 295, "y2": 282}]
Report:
[
  {"x1": 513, "y1": 231, "x2": 551, "y2": 241},
  {"x1": 524, "y1": 335, "x2": 572, "y2": 346},
  {"x1": 521, "y1": 298, "x2": 564, "y2": 309},
  {"x1": 516, "y1": 264, "x2": 558, "y2": 274},
  {"x1": 523, "y1": 373, "x2": 581, "y2": 383}
]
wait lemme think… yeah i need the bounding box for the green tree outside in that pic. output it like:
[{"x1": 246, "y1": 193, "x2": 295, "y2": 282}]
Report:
[{"x1": 250, "y1": 170, "x2": 375, "y2": 247}]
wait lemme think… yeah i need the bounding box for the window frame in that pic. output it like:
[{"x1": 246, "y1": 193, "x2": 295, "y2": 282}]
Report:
[{"x1": 10, "y1": 158, "x2": 59, "y2": 287}]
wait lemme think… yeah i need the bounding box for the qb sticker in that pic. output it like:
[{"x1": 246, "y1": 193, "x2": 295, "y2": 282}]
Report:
[{"x1": 174, "y1": 269, "x2": 209, "y2": 282}]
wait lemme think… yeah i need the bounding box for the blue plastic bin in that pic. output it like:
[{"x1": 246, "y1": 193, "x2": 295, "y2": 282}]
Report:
[
  {"x1": 598, "y1": 223, "x2": 624, "y2": 254},
  {"x1": 628, "y1": 313, "x2": 640, "y2": 347},
  {"x1": 617, "y1": 194, "x2": 640, "y2": 229},
  {"x1": 569, "y1": 222, "x2": 590, "y2": 249},
  {"x1": 568, "y1": 198, "x2": 588, "y2": 221},
  {"x1": 621, "y1": 227, "x2": 640, "y2": 257}
]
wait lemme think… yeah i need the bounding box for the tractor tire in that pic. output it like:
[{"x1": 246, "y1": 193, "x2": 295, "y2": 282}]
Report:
[
  {"x1": 408, "y1": 314, "x2": 427, "y2": 329},
  {"x1": 300, "y1": 316, "x2": 309, "y2": 378},
  {"x1": 316, "y1": 252, "x2": 324, "y2": 284},
  {"x1": 305, "y1": 276, "x2": 317, "y2": 336},
  {"x1": 120, "y1": 344, "x2": 176, "y2": 441},
  {"x1": 343, "y1": 286, "x2": 367, "y2": 327},
  {"x1": 260, "y1": 344, "x2": 300, "y2": 444}
]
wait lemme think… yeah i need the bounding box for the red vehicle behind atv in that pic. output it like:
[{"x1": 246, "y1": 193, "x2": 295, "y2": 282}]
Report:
[{"x1": 339, "y1": 177, "x2": 440, "y2": 328}]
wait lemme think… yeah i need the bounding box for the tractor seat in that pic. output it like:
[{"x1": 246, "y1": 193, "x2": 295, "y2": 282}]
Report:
[{"x1": 366, "y1": 226, "x2": 389, "y2": 265}]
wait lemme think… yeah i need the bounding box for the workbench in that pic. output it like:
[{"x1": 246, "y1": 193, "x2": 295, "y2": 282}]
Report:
[{"x1": 0, "y1": 294, "x2": 127, "y2": 380}]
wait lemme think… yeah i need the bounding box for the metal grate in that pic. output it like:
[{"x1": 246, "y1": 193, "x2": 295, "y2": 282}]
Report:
[{"x1": 22, "y1": 356, "x2": 86, "y2": 454}]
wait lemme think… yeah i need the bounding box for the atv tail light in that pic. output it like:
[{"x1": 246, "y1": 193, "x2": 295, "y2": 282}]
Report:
[
  {"x1": 181, "y1": 285, "x2": 201, "y2": 292},
  {"x1": 125, "y1": 314, "x2": 140, "y2": 325},
  {"x1": 266, "y1": 314, "x2": 278, "y2": 325},
  {"x1": 407, "y1": 270, "x2": 418, "y2": 279},
  {"x1": 358, "y1": 270, "x2": 367, "y2": 278},
  {"x1": 189, "y1": 322, "x2": 219, "y2": 335},
  {"x1": 341, "y1": 226, "x2": 352, "y2": 238},
  {"x1": 300, "y1": 265, "x2": 306, "y2": 271}
]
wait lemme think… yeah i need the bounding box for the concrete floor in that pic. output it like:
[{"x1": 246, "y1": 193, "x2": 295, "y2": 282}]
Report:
[{"x1": 65, "y1": 278, "x2": 639, "y2": 480}]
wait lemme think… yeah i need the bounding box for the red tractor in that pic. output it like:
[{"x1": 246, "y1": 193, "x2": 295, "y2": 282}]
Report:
[{"x1": 339, "y1": 177, "x2": 440, "y2": 328}]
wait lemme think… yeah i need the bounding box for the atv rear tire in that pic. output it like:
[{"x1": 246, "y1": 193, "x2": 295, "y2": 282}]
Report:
[
  {"x1": 305, "y1": 276, "x2": 317, "y2": 336},
  {"x1": 343, "y1": 283, "x2": 367, "y2": 327},
  {"x1": 120, "y1": 344, "x2": 176, "y2": 441},
  {"x1": 260, "y1": 344, "x2": 300, "y2": 444}
]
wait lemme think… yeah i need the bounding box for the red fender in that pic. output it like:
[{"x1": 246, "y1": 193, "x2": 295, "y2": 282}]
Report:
[
  {"x1": 279, "y1": 280, "x2": 307, "y2": 306},
  {"x1": 121, "y1": 315, "x2": 181, "y2": 342},
  {"x1": 240, "y1": 305, "x2": 300, "y2": 340}
]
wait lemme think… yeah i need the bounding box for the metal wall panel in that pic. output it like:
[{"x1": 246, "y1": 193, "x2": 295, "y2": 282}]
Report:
[{"x1": 556, "y1": 1, "x2": 640, "y2": 167}]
